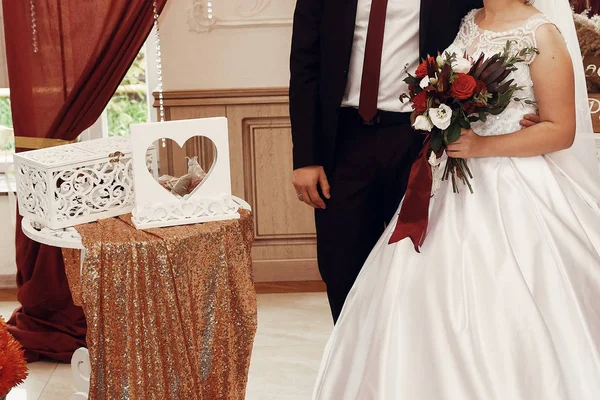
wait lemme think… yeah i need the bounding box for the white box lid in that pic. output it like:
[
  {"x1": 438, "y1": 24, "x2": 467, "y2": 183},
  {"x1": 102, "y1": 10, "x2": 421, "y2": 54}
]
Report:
[{"x1": 14, "y1": 137, "x2": 132, "y2": 168}]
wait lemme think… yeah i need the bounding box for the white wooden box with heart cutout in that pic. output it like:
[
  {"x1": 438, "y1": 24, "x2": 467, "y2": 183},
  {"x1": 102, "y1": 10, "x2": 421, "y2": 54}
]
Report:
[
  {"x1": 130, "y1": 117, "x2": 240, "y2": 229},
  {"x1": 13, "y1": 137, "x2": 158, "y2": 230}
]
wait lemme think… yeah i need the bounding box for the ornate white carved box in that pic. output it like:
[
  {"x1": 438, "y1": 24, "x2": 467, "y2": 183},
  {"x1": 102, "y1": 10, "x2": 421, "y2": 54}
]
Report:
[
  {"x1": 14, "y1": 137, "x2": 152, "y2": 230},
  {"x1": 130, "y1": 117, "x2": 240, "y2": 229}
]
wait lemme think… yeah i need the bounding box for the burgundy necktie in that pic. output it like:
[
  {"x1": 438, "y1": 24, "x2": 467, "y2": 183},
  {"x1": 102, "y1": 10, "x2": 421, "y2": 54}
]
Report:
[{"x1": 358, "y1": 0, "x2": 389, "y2": 123}]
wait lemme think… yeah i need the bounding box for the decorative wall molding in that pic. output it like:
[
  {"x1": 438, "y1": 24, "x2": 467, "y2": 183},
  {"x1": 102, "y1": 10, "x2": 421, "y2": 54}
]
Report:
[
  {"x1": 236, "y1": 0, "x2": 273, "y2": 17},
  {"x1": 242, "y1": 116, "x2": 316, "y2": 241},
  {"x1": 187, "y1": 0, "x2": 293, "y2": 33},
  {"x1": 154, "y1": 87, "x2": 289, "y2": 105}
]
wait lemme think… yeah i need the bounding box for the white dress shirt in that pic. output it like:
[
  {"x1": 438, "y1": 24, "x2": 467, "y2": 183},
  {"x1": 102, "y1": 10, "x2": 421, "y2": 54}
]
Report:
[{"x1": 341, "y1": 0, "x2": 421, "y2": 113}]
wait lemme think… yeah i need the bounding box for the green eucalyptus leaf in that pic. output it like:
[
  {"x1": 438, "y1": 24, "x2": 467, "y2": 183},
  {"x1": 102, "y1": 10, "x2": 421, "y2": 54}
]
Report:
[
  {"x1": 404, "y1": 75, "x2": 420, "y2": 86},
  {"x1": 446, "y1": 121, "x2": 462, "y2": 144},
  {"x1": 431, "y1": 132, "x2": 444, "y2": 152}
]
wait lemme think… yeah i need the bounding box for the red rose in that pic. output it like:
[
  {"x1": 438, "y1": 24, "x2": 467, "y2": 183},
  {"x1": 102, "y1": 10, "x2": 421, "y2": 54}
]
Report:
[
  {"x1": 415, "y1": 57, "x2": 435, "y2": 79},
  {"x1": 463, "y1": 102, "x2": 476, "y2": 114},
  {"x1": 451, "y1": 73, "x2": 477, "y2": 100},
  {"x1": 412, "y1": 91, "x2": 429, "y2": 113},
  {"x1": 475, "y1": 80, "x2": 487, "y2": 94}
]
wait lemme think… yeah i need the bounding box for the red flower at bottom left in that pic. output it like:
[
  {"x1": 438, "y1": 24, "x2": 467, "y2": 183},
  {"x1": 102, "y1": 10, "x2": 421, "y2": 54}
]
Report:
[{"x1": 0, "y1": 317, "x2": 28, "y2": 397}]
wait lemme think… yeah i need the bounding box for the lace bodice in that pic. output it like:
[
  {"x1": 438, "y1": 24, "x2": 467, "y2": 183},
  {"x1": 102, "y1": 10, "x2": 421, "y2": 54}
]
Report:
[{"x1": 444, "y1": 9, "x2": 555, "y2": 137}]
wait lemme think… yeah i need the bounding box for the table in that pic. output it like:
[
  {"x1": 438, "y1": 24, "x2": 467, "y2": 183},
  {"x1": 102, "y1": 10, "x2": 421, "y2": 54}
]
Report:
[{"x1": 23, "y1": 198, "x2": 257, "y2": 400}]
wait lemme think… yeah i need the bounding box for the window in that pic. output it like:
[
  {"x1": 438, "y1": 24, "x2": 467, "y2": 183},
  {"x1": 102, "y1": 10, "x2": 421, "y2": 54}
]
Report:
[
  {"x1": 87, "y1": 35, "x2": 158, "y2": 140},
  {"x1": 0, "y1": 49, "x2": 150, "y2": 144},
  {"x1": 0, "y1": 89, "x2": 13, "y2": 172},
  {"x1": 0, "y1": 89, "x2": 11, "y2": 129},
  {"x1": 107, "y1": 48, "x2": 150, "y2": 137}
]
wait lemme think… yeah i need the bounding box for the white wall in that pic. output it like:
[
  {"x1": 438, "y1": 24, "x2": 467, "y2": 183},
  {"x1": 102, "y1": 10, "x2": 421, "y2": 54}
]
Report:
[
  {"x1": 0, "y1": 0, "x2": 297, "y2": 92},
  {"x1": 159, "y1": 0, "x2": 295, "y2": 90},
  {"x1": 0, "y1": 0, "x2": 299, "y2": 90}
]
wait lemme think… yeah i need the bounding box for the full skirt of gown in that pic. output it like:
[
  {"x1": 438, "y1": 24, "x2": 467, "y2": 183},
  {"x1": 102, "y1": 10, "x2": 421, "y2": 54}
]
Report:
[{"x1": 312, "y1": 154, "x2": 600, "y2": 400}]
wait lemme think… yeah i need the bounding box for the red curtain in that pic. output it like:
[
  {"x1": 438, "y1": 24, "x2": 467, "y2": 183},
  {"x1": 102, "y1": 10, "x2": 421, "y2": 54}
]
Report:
[{"x1": 2, "y1": 0, "x2": 167, "y2": 363}]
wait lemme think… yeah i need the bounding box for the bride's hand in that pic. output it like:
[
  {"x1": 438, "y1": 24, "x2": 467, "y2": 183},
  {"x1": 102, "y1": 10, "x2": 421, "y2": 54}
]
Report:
[{"x1": 446, "y1": 129, "x2": 486, "y2": 158}]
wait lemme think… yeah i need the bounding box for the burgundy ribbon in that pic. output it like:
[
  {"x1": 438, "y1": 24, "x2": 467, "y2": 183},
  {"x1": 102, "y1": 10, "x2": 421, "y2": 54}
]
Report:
[{"x1": 389, "y1": 136, "x2": 433, "y2": 252}]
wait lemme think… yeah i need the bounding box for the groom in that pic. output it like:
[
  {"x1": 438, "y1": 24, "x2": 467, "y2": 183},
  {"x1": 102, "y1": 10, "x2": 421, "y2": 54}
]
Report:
[{"x1": 289, "y1": 0, "x2": 538, "y2": 322}]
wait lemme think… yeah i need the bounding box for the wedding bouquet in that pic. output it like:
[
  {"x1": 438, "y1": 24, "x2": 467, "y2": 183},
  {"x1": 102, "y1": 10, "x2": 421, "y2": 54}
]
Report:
[
  {"x1": 0, "y1": 317, "x2": 28, "y2": 398},
  {"x1": 401, "y1": 41, "x2": 538, "y2": 193}
]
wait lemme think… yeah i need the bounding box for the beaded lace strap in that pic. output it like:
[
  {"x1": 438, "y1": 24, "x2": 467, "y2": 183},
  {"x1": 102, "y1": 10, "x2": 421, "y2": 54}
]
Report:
[{"x1": 527, "y1": 14, "x2": 560, "y2": 64}]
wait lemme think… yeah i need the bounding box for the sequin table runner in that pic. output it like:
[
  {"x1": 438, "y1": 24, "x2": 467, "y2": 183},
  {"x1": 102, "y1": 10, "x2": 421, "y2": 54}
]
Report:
[{"x1": 62, "y1": 210, "x2": 257, "y2": 400}]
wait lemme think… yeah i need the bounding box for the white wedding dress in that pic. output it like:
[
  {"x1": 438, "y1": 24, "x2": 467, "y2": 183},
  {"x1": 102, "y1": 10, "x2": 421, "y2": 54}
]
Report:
[{"x1": 312, "y1": 10, "x2": 600, "y2": 400}]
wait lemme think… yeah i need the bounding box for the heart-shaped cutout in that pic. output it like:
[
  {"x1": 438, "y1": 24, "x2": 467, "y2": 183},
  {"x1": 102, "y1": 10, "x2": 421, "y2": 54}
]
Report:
[{"x1": 149, "y1": 136, "x2": 217, "y2": 200}]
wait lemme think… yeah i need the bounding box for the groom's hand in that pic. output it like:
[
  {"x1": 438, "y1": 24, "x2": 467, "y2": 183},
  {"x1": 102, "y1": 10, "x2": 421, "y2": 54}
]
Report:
[
  {"x1": 520, "y1": 113, "x2": 541, "y2": 128},
  {"x1": 293, "y1": 166, "x2": 331, "y2": 209}
]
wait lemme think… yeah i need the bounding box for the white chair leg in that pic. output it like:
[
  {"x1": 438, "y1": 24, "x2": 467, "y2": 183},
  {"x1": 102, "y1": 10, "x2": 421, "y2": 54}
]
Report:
[{"x1": 70, "y1": 347, "x2": 90, "y2": 400}]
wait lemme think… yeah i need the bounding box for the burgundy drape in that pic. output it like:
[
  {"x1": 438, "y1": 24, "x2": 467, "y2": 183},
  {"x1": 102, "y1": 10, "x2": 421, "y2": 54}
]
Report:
[{"x1": 2, "y1": 0, "x2": 167, "y2": 363}]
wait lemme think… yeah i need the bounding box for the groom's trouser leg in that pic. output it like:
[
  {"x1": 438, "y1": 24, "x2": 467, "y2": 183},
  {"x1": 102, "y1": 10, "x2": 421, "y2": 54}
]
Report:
[{"x1": 315, "y1": 115, "x2": 421, "y2": 323}]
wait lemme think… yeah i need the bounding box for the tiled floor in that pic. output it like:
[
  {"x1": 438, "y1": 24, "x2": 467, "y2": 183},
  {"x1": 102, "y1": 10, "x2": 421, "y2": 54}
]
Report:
[{"x1": 0, "y1": 292, "x2": 332, "y2": 400}]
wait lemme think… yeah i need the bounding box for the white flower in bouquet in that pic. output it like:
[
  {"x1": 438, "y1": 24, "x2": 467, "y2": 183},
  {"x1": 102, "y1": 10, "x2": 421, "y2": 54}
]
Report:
[
  {"x1": 436, "y1": 55, "x2": 445, "y2": 68},
  {"x1": 428, "y1": 151, "x2": 441, "y2": 167},
  {"x1": 419, "y1": 76, "x2": 431, "y2": 89},
  {"x1": 413, "y1": 115, "x2": 434, "y2": 132},
  {"x1": 428, "y1": 104, "x2": 452, "y2": 130},
  {"x1": 428, "y1": 151, "x2": 443, "y2": 195},
  {"x1": 452, "y1": 57, "x2": 472, "y2": 74}
]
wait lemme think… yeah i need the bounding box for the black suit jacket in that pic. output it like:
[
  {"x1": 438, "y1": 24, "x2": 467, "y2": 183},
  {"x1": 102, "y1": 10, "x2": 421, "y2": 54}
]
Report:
[{"x1": 289, "y1": 0, "x2": 483, "y2": 173}]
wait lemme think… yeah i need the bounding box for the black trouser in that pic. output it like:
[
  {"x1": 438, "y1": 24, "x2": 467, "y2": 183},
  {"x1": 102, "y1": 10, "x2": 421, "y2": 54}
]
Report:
[{"x1": 315, "y1": 108, "x2": 423, "y2": 323}]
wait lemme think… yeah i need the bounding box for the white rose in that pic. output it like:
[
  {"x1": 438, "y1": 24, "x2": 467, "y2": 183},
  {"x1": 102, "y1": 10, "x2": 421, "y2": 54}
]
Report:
[
  {"x1": 428, "y1": 104, "x2": 453, "y2": 130},
  {"x1": 412, "y1": 115, "x2": 434, "y2": 132},
  {"x1": 428, "y1": 151, "x2": 443, "y2": 195},
  {"x1": 419, "y1": 76, "x2": 431, "y2": 89},
  {"x1": 428, "y1": 152, "x2": 441, "y2": 167},
  {"x1": 452, "y1": 57, "x2": 472, "y2": 74},
  {"x1": 436, "y1": 55, "x2": 445, "y2": 69}
]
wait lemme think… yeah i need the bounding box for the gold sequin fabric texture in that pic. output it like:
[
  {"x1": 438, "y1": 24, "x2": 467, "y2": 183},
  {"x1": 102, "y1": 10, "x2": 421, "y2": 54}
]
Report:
[{"x1": 62, "y1": 210, "x2": 257, "y2": 400}]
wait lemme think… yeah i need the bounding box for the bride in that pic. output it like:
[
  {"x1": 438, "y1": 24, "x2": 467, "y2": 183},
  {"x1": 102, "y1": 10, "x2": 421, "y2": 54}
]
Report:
[{"x1": 312, "y1": 0, "x2": 600, "y2": 399}]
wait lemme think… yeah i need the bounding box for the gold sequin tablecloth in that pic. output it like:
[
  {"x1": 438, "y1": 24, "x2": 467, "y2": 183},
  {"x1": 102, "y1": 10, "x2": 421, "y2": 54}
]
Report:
[{"x1": 62, "y1": 210, "x2": 257, "y2": 400}]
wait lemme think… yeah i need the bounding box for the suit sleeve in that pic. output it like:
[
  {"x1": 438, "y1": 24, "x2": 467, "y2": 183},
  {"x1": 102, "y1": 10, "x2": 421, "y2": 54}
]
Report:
[{"x1": 289, "y1": 0, "x2": 325, "y2": 170}]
